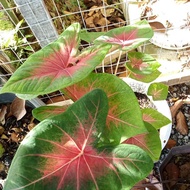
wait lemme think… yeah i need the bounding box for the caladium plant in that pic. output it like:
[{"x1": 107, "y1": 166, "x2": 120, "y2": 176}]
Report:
[
  {"x1": 4, "y1": 89, "x2": 154, "y2": 190},
  {"x1": 1, "y1": 20, "x2": 171, "y2": 190}
]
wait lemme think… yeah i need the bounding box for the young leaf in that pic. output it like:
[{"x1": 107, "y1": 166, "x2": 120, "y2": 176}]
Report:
[
  {"x1": 129, "y1": 70, "x2": 161, "y2": 83},
  {"x1": 123, "y1": 122, "x2": 161, "y2": 161},
  {"x1": 94, "y1": 20, "x2": 153, "y2": 51},
  {"x1": 33, "y1": 105, "x2": 69, "y2": 121},
  {"x1": 0, "y1": 23, "x2": 111, "y2": 98},
  {"x1": 142, "y1": 108, "x2": 171, "y2": 130},
  {"x1": 147, "y1": 83, "x2": 169, "y2": 100},
  {"x1": 63, "y1": 73, "x2": 148, "y2": 143},
  {"x1": 126, "y1": 52, "x2": 160, "y2": 75},
  {"x1": 80, "y1": 30, "x2": 105, "y2": 43},
  {"x1": 4, "y1": 89, "x2": 153, "y2": 190}
]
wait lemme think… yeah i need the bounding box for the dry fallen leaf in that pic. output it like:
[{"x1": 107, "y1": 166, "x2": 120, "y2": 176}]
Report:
[
  {"x1": 28, "y1": 123, "x2": 36, "y2": 131},
  {"x1": 165, "y1": 162, "x2": 180, "y2": 188},
  {"x1": 10, "y1": 97, "x2": 26, "y2": 121},
  {"x1": 1, "y1": 134, "x2": 8, "y2": 140},
  {"x1": 170, "y1": 99, "x2": 183, "y2": 120},
  {"x1": 165, "y1": 139, "x2": 177, "y2": 149},
  {"x1": 176, "y1": 111, "x2": 188, "y2": 135},
  {"x1": 10, "y1": 132, "x2": 19, "y2": 143},
  {"x1": 100, "y1": 7, "x2": 114, "y2": 17},
  {"x1": 149, "y1": 21, "x2": 166, "y2": 33},
  {"x1": 180, "y1": 162, "x2": 190, "y2": 178},
  {"x1": 0, "y1": 105, "x2": 7, "y2": 125},
  {"x1": 0, "y1": 126, "x2": 4, "y2": 135}
]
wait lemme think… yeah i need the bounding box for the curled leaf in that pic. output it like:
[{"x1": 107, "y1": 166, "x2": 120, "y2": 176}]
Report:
[
  {"x1": 176, "y1": 111, "x2": 188, "y2": 135},
  {"x1": 170, "y1": 99, "x2": 183, "y2": 120},
  {"x1": 170, "y1": 98, "x2": 190, "y2": 120},
  {"x1": 0, "y1": 105, "x2": 7, "y2": 124},
  {"x1": 10, "y1": 97, "x2": 26, "y2": 121}
]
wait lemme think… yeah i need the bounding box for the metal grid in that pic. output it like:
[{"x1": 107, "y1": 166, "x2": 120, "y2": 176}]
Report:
[{"x1": 0, "y1": 0, "x2": 190, "y2": 104}]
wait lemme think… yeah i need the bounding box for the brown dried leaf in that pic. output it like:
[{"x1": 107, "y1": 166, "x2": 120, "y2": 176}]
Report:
[
  {"x1": 96, "y1": 17, "x2": 110, "y2": 26},
  {"x1": 1, "y1": 134, "x2": 8, "y2": 140},
  {"x1": 0, "y1": 105, "x2": 7, "y2": 125},
  {"x1": 170, "y1": 99, "x2": 183, "y2": 120},
  {"x1": 165, "y1": 139, "x2": 177, "y2": 149},
  {"x1": 149, "y1": 21, "x2": 166, "y2": 33},
  {"x1": 11, "y1": 128, "x2": 21, "y2": 133},
  {"x1": 0, "y1": 162, "x2": 5, "y2": 172},
  {"x1": 0, "y1": 126, "x2": 4, "y2": 135},
  {"x1": 100, "y1": 8, "x2": 115, "y2": 17},
  {"x1": 180, "y1": 162, "x2": 190, "y2": 178},
  {"x1": 176, "y1": 111, "x2": 188, "y2": 135},
  {"x1": 28, "y1": 123, "x2": 36, "y2": 131},
  {"x1": 88, "y1": 5, "x2": 98, "y2": 16},
  {"x1": 10, "y1": 97, "x2": 26, "y2": 121},
  {"x1": 165, "y1": 162, "x2": 180, "y2": 188},
  {"x1": 85, "y1": 16, "x2": 96, "y2": 28},
  {"x1": 11, "y1": 132, "x2": 19, "y2": 143}
]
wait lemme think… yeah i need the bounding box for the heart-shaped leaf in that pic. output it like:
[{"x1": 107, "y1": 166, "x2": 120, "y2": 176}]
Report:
[
  {"x1": 122, "y1": 122, "x2": 161, "y2": 161},
  {"x1": 142, "y1": 108, "x2": 171, "y2": 130},
  {"x1": 33, "y1": 105, "x2": 69, "y2": 121},
  {"x1": 126, "y1": 52, "x2": 160, "y2": 75},
  {"x1": 80, "y1": 30, "x2": 106, "y2": 43},
  {"x1": 4, "y1": 89, "x2": 153, "y2": 190},
  {"x1": 63, "y1": 73, "x2": 148, "y2": 143},
  {"x1": 0, "y1": 23, "x2": 111, "y2": 98},
  {"x1": 129, "y1": 69, "x2": 161, "y2": 83},
  {"x1": 147, "y1": 82, "x2": 168, "y2": 100},
  {"x1": 94, "y1": 20, "x2": 153, "y2": 51}
]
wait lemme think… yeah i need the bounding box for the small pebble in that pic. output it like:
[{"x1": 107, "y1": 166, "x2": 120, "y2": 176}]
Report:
[{"x1": 4, "y1": 156, "x2": 12, "y2": 167}]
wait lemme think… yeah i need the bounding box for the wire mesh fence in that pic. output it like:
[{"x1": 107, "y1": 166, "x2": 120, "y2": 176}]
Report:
[{"x1": 0, "y1": 0, "x2": 190, "y2": 104}]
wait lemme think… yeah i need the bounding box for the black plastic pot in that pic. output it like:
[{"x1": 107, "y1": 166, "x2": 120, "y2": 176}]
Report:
[
  {"x1": 0, "y1": 93, "x2": 45, "y2": 108},
  {"x1": 159, "y1": 144, "x2": 190, "y2": 190}
]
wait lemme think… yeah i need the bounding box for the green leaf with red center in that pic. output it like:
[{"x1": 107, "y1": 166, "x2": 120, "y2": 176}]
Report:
[
  {"x1": 62, "y1": 73, "x2": 148, "y2": 144},
  {"x1": 129, "y1": 70, "x2": 161, "y2": 83},
  {"x1": 33, "y1": 105, "x2": 69, "y2": 121},
  {"x1": 126, "y1": 52, "x2": 160, "y2": 75},
  {"x1": 122, "y1": 122, "x2": 161, "y2": 161},
  {"x1": 4, "y1": 89, "x2": 153, "y2": 190},
  {"x1": 94, "y1": 20, "x2": 153, "y2": 51},
  {"x1": 147, "y1": 83, "x2": 169, "y2": 100},
  {"x1": 0, "y1": 23, "x2": 111, "y2": 98},
  {"x1": 142, "y1": 108, "x2": 171, "y2": 130}
]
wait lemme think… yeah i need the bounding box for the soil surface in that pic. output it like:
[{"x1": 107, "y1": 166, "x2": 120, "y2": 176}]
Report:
[{"x1": 0, "y1": 103, "x2": 38, "y2": 189}]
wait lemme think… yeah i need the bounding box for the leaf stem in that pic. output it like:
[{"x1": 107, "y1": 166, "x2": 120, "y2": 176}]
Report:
[{"x1": 114, "y1": 49, "x2": 122, "y2": 75}]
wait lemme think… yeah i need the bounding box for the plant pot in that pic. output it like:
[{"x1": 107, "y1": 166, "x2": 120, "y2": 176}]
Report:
[
  {"x1": 123, "y1": 78, "x2": 172, "y2": 149},
  {"x1": 159, "y1": 144, "x2": 190, "y2": 190},
  {"x1": 0, "y1": 92, "x2": 45, "y2": 188},
  {"x1": 0, "y1": 92, "x2": 45, "y2": 108}
]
